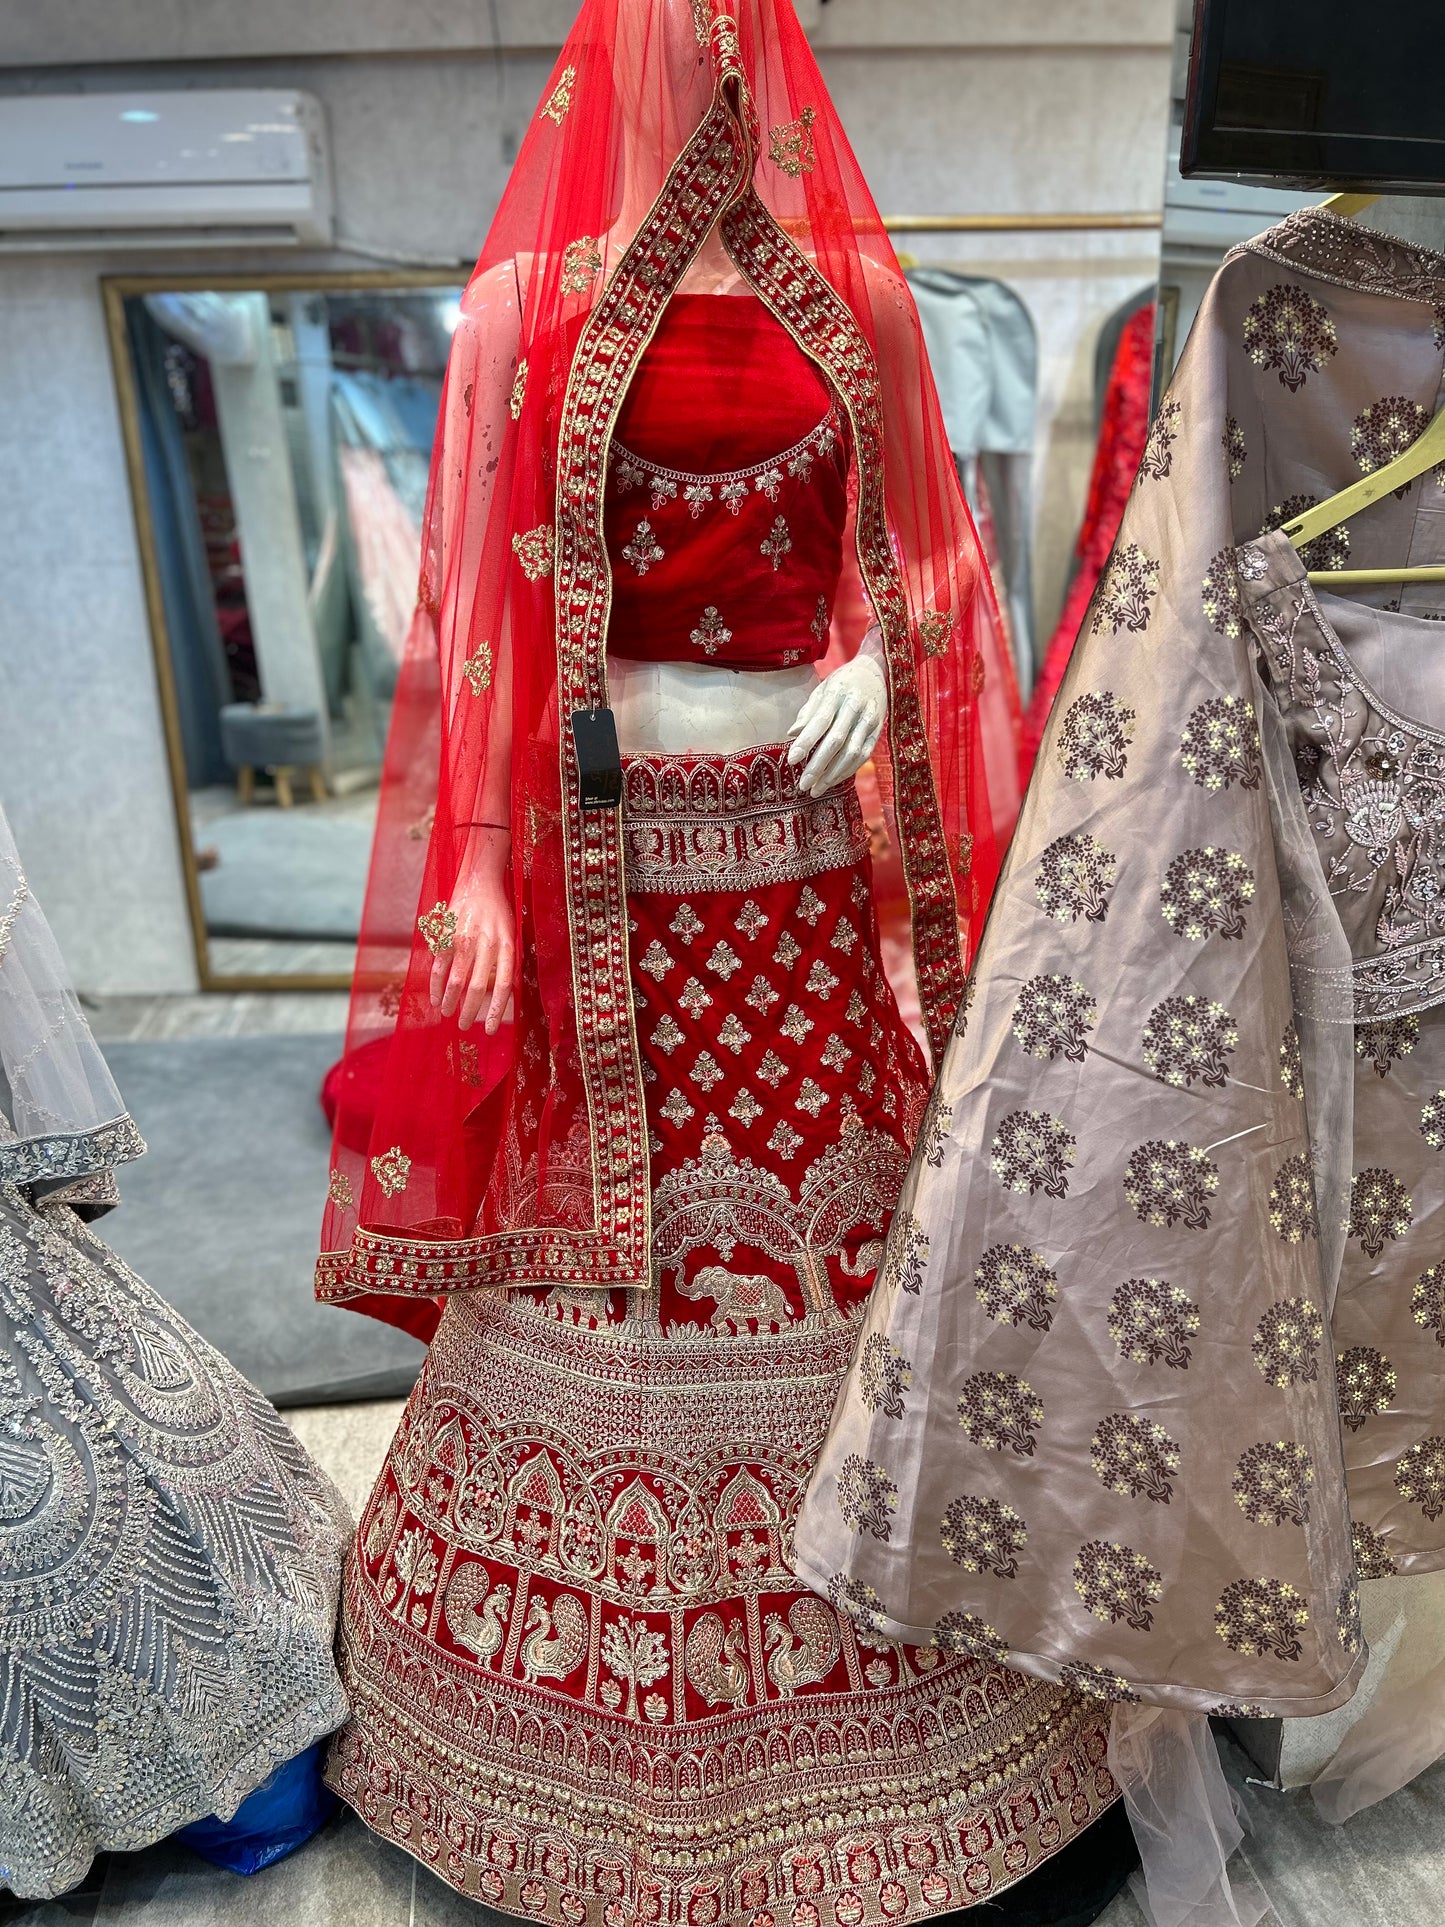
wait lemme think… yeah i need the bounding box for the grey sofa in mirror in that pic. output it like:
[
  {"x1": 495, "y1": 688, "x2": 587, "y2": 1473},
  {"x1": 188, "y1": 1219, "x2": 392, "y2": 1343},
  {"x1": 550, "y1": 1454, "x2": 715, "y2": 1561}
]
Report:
[{"x1": 106, "y1": 271, "x2": 463, "y2": 990}]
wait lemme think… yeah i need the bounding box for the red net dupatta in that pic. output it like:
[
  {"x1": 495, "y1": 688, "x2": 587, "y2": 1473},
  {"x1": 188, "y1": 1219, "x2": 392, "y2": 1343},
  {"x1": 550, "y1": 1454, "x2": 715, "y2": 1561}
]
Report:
[{"x1": 317, "y1": 0, "x2": 1018, "y2": 1327}]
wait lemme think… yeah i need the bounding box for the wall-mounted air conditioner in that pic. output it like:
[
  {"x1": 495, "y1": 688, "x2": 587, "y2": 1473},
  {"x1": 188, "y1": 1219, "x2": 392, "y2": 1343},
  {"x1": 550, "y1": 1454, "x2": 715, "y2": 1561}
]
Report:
[{"x1": 0, "y1": 89, "x2": 333, "y2": 251}]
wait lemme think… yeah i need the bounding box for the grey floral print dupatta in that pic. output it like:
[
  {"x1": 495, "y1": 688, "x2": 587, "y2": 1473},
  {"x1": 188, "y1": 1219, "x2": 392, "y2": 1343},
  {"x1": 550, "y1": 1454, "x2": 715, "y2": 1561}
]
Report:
[{"x1": 798, "y1": 208, "x2": 1445, "y2": 1721}]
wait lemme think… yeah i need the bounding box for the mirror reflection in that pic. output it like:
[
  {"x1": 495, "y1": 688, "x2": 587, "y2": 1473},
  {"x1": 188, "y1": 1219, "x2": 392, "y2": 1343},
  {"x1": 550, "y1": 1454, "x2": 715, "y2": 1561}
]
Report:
[{"x1": 120, "y1": 280, "x2": 462, "y2": 980}]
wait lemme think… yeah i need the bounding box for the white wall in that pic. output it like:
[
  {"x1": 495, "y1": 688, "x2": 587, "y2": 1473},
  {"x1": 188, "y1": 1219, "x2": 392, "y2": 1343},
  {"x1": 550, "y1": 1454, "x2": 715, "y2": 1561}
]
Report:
[{"x1": 0, "y1": 0, "x2": 1172, "y2": 993}]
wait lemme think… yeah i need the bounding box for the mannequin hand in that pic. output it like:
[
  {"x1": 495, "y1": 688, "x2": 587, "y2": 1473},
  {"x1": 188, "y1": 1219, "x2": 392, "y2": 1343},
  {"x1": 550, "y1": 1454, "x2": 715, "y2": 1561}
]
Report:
[
  {"x1": 429, "y1": 829, "x2": 516, "y2": 1034},
  {"x1": 786, "y1": 654, "x2": 887, "y2": 796}
]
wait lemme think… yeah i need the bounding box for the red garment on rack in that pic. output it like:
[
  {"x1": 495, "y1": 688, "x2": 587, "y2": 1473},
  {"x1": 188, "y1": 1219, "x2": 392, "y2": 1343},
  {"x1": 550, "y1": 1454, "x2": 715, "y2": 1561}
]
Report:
[{"x1": 1023, "y1": 303, "x2": 1155, "y2": 762}]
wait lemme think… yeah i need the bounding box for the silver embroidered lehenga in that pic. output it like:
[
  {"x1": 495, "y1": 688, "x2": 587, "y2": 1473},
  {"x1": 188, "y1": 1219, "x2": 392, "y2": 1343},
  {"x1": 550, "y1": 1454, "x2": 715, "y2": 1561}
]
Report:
[
  {"x1": 0, "y1": 810, "x2": 350, "y2": 1899},
  {"x1": 801, "y1": 209, "x2": 1445, "y2": 1726}
]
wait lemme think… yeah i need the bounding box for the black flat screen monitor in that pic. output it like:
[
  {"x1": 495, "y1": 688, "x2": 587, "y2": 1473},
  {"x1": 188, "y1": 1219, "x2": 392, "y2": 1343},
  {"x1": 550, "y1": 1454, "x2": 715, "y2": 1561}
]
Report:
[{"x1": 1182, "y1": 0, "x2": 1445, "y2": 193}]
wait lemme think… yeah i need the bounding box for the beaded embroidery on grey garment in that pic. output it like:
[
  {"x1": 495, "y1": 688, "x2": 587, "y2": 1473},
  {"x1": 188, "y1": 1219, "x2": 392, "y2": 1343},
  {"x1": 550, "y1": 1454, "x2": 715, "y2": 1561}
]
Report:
[
  {"x1": 0, "y1": 1185, "x2": 349, "y2": 1900},
  {"x1": 1239, "y1": 535, "x2": 1445, "y2": 1021}
]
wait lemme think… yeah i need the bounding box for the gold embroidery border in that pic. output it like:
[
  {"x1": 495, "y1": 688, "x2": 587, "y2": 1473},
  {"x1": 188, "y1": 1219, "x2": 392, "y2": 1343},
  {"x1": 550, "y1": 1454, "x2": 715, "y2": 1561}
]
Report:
[{"x1": 718, "y1": 206, "x2": 965, "y2": 1060}]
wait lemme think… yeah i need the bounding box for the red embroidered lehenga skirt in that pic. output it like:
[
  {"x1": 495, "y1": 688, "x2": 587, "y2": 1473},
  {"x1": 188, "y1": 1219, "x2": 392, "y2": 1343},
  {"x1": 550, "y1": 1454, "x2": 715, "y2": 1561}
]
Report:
[{"x1": 328, "y1": 747, "x2": 1113, "y2": 1923}]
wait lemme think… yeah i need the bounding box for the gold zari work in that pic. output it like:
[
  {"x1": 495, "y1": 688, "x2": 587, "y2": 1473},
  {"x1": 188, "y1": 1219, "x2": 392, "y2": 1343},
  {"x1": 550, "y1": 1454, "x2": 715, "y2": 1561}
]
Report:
[{"x1": 541, "y1": 65, "x2": 577, "y2": 125}]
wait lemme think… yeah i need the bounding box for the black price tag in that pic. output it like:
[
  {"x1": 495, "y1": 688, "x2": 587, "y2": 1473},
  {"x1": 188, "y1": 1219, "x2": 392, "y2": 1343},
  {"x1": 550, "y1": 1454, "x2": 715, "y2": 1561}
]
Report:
[{"x1": 570, "y1": 707, "x2": 623, "y2": 810}]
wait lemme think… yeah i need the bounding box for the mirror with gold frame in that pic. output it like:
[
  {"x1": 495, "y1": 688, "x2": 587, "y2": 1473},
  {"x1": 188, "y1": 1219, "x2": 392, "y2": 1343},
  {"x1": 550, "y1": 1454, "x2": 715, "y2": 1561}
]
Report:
[{"x1": 105, "y1": 270, "x2": 464, "y2": 992}]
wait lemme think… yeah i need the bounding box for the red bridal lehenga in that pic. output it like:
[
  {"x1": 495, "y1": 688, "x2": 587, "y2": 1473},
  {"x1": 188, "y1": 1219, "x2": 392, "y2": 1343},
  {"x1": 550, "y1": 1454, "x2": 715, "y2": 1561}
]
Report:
[{"x1": 315, "y1": 4, "x2": 1114, "y2": 1920}]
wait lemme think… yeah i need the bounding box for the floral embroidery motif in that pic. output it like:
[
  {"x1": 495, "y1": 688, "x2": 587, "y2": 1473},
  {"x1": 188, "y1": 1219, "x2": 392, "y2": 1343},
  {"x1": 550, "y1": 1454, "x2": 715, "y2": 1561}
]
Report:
[
  {"x1": 1142, "y1": 994, "x2": 1237, "y2": 1089},
  {"x1": 1242, "y1": 283, "x2": 1338, "y2": 391},
  {"x1": 1232, "y1": 1442, "x2": 1314, "y2": 1527},
  {"x1": 883, "y1": 1212, "x2": 929, "y2": 1295},
  {"x1": 769, "y1": 105, "x2": 818, "y2": 178},
  {"x1": 1091, "y1": 1413, "x2": 1180, "y2": 1505},
  {"x1": 447, "y1": 1040, "x2": 482, "y2": 1087},
  {"x1": 1412, "y1": 1264, "x2": 1445, "y2": 1346},
  {"x1": 759, "y1": 515, "x2": 793, "y2": 571},
  {"x1": 918, "y1": 609, "x2": 955, "y2": 659},
  {"x1": 651, "y1": 1014, "x2": 685, "y2": 1055},
  {"x1": 974, "y1": 1244, "x2": 1059, "y2": 1333},
  {"x1": 836, "y1": 1455, "x2": 898, "y2": 1540},
  {"x1": 1123, "y1": 1140, "x2": 1219, "y2": 1230},
  {"x1": 1279, "y1": 1024, "x2": 1306, "y2": 1099},
  {"x1": 1180, "y1": 695, "x2": 1262, "y2": 793},
  {"x1": 728, "y1": 1090, "x2": 762, "y2": 1127},
  {"x1": 1035, "y1": 834, "x2": 1117, "y2": 925},
  {"x1": 1347, "y1": 1167, "x2": 1413, "y2": 1258},
  {"x1": 1138, "y1": 398, "x2": 1180, "y2": 482},
  {"x1": 1352, "y1": 396, "x2": 1432, "y2": 495},
  {"x1": 1073, "y1": 1541, "x2": 1162, "y2": 1632},
  {"x1": 639, "y1": 941, "x2": 672, "y2": 982},
  {"x1": 1108, "y1": 1278, "x2": 1200, "y2": 1368},
  {"x1": 659, "y1": 1089, "x2": 694, "y2": 1129},
  {"x1": 1092, "y1": 543, "x2": 1160, "y2": 635},
  {"x1": 328, "y1": 1169, "x2": 355, "y2": 1211},
  {"x1": 918, "y1": 1095, "x2": 950, "y2": 1165},
  {"x1": 941, "y1": 1495, "x2": 1027, "y2": 1578},
  {"x1": 990, "y1": 1110, "x2": 1076, "y2": 1200},
  {"x1": 370, "y1": 1146, "x2": 412, "y2": 1198},
  {"x1": 1421, "y1": 1090, "x2": 1445, "y2": 1149},
  {"x1": 1260, "y1": 493, "x2": 1351, "y2": 573},
  {"x1": 417, "y1": 903, "x2": 457, "y2": 955},
  {"x1": 859, "y1": 1333, "x2": 912, "y2": 1419},
  {"x1": 1395, "y1": 1438, "x2": 1445, "y2": 1522},
  {"x1": 1215, "y1": 1578, "x2": 1309, "y2": 1659},
  {"x1": 1223, "y1": 416, "x2": 1247, "y2": 481},
  {"x1": 623, "y1": 520, "x2": 665, "y2": 576},
  {"x1": 561, "y1": 236, "x2": 604, "y2": 295},
  {"x1": 1160, "y1": 847, "x2": 1256, "y2": 942},
  {"x1": 1339, "y1": 1582, "x2": 1363, "y2": 1656},
  {"x1": 767, "y1": 1120, "x2": 802, "y2": 1160},
  {"x1": 932, "y1": 1613, "x2": 1009, "y2": 1665},
  {"x1": 690, "y1": 1051, "x2": 725, "y2": 1094},
  {"x1": 462, "y1": 642, "x2": 494, "y2": 696},
  {"x1": 1269, "y1": 1152, "x2": 1319, "y2": 1244},
  {"x1": 512, "y1": 525, "x2": 555, "y2": 580},
  {"x1": 1060, "y1": 1663, "x2": 1141, "y2": 1705},
  {"x1": 1356, "y1": 1015, "x2": 1420, "y2": 1077},
  {"x1": 540, "y1": 65, "x2": 576, "y2": 125},
  {"x1": 1252, "y1": 1298, "x2": 1324, "y2": 1388},
  {"x1": 670, "y1": 904, "x2": 704, "y2": 945},
  {"x1": 1058, "y1": 691, "x2": 1136, "y2": 781},
  {"x1": 509, "y1": 359, "x2": 528, "y2": 421},
  {"x1": 958, "y1": 1373, "x2": 1043, "y2": 1458},
  {"x1": 811, "y1": 596, "x2": 830, "y2": 641},
  {"x1": 1353, "y1": 1519, "x2": 1398, "y2": 1579},
  {"x1": 734, "y1": 900, "x2": 769, "y2": 940},
  {"x1": 1337, "y1": 1345, "x2": 1397, "y2": 1432},
  {"x1": 687, "y1": 606, "x2": 733, "y2": 657},
  {"x1": 1201, "y1": 550, "x2": 1244, "y2": 638},
  {"x1": 1012, "y1": 975, "x2": 1097, "y2": 1063}
]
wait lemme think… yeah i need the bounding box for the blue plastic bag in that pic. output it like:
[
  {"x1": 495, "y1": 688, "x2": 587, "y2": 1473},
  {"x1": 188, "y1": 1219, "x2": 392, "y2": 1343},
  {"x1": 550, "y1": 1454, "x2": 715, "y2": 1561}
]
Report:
[{"x1": 177, "y1": 1742, "x2": 337, "y2": 1876}]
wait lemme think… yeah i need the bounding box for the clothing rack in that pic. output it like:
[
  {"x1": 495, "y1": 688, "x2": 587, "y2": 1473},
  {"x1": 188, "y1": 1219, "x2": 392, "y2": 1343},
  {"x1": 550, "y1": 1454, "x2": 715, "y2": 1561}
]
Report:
[{"x1": 882, "y1": 213, "x2": 1162, "y2": 234}]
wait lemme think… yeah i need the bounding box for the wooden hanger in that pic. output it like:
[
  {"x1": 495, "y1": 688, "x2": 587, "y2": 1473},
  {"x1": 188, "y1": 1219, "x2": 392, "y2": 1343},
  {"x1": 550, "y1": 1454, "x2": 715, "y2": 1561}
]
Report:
[{"x1": 1285, "y1": 191, "x2": 1445, "y2": 586}]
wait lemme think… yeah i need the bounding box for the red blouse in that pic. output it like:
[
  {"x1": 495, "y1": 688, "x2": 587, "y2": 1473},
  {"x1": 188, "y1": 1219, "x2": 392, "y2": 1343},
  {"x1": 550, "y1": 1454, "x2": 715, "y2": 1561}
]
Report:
[{"x1": 603, "y1": 295, "x2": 849, "y2": 668}]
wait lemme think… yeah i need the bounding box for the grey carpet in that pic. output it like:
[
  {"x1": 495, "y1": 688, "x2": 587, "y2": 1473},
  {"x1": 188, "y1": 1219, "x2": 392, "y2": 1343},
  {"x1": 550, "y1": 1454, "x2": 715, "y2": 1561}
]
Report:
[
  {"x1": 98, "y1": 1034, "x2": 426, "y2": 1407},
  {"x1": 198, "y1": 810, "x2": 373, "y2": 941}
]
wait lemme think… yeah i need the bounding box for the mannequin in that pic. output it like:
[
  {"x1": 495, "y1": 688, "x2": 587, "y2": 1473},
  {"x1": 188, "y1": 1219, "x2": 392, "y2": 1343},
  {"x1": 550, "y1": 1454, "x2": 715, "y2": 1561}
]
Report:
[
  {"x1": 318, "y1": 6, "x2": 1129, "y2": 1920},
  {"x1": 433, "y1": 214, "x2": 889, "y2": 1037}
]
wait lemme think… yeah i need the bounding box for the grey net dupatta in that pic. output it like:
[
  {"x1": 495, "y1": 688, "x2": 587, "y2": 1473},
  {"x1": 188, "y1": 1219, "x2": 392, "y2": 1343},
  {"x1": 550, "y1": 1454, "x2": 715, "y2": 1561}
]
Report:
[{"x1": 0, "y1": 807, "x2": 145, "y2": 1204}]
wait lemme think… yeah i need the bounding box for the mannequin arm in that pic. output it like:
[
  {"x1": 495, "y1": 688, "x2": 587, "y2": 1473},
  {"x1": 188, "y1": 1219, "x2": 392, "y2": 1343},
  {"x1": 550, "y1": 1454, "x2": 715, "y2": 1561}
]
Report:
[
  {"x1": 427, "y1": 261, "x2": 522, "y2": 1035},
  {"x1": 787, "y1": 627, "x2": 888, "y2": 796}
]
